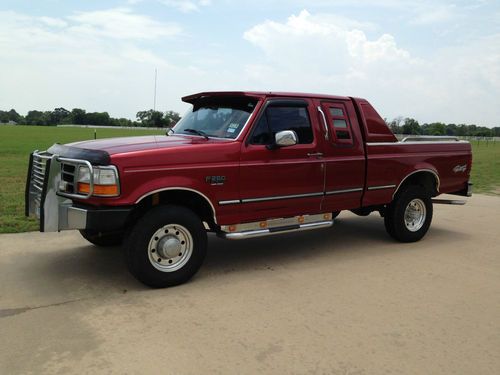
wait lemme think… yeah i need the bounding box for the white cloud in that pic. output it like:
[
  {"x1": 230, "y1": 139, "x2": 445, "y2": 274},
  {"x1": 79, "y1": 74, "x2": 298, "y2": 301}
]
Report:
[
  {"x1": 38, "y1": 16, "x2": 68, "y2": 28},
  {"x1": 67, "y1": 8, "x2": 181, "y2": 40},
  {"x1": 0, "y1": 9, "x2": 185, "y2": 117},
  {"x1": 160, "y1": 0, "x2": 211, "y2": 13},
  {"x1": 242, "y1": 10, "x2": 500, "y2": 126},
  {"x1": 410, "y1": 4, "x2": 457, "y2": 25}
]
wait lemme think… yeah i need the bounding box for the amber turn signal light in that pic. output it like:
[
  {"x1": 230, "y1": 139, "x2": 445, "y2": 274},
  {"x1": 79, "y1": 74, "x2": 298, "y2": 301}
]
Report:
[{"x1": 78, "y1": 182, "x2": 119, "y2": 196}]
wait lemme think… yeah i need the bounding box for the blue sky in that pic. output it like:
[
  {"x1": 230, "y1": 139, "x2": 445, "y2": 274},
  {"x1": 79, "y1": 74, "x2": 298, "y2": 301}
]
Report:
[{"x1": 1, "y1": 0, "x2": 499, "y2": 126}]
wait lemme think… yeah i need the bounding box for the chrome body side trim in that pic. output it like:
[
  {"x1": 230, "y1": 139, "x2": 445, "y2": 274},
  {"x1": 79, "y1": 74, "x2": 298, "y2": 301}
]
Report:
[
  {"x1": 325, "y1": 187, "x2": 363, "y2": 195},
  {"x1": 135, "y1": 187, "x2": 218, "y2": 224},
  {"x1": 366, "y1": 141, "x2": 469, "y2": 146},
  {"x1": 218, "y1": 199, "x2": 240, "y2": 206},
  {"x1": 392, "y1": 169, "x2": 440, "y2": 199},
  {"x1": 241, "y1": 192, "x2": 323, "y2": 203},
  {"x1": 219, "y1": 188, "x2": 364, "y2": 205},
  {"x1": 367, "y1": 184, "x2": 396, "y2": 191}
]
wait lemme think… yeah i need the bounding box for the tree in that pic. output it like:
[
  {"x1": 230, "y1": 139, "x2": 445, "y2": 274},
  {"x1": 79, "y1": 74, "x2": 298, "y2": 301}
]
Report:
[
  {"x1": 25, "y1": 110, "x2": 49, "y2": 125},
  {"x1": 85, "y1": 112, "x2": 110, "y2": 126},
  {"x1": 136, "y1": 109, "x2": 179, "y2": 127},
  {"x1": 425, "y1": 122, "x2": 446, "y2": 135},
  {"x1": 401, "y1": 118, "x2": 420, "y2": 135},
  {"x1": 0, "y1": 109, "x2": 22, "y2": 123},
  {"x1": 388, "y1": 116, "x2": 404, "y2": 134},
  {"x1": 445, "y1": 123, "x2": 457, "y2": 136},
  {"x1": 165, "y1": 110, "x2": 181, "y2": 127},
  {"x1": 48, "y1": 107, "x2": 70, "y2": 125},
  {"x1": 70, "y1": 108, "x2": 87, "y2": 125}
]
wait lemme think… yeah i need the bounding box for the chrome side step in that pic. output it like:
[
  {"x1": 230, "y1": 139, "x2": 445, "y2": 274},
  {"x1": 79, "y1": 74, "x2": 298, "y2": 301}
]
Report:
[
  {"x1": 218, "y1": 213, "x2": 333, "y2": 240},
  {"x1": 432, "y1": 199, "x2": 466, "y2": 205}
]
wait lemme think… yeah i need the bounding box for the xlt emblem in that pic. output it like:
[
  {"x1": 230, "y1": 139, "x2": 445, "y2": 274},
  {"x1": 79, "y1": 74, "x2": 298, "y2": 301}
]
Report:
[{"x1": 206, "y1": 176, "x2": 226, "y2": 185}]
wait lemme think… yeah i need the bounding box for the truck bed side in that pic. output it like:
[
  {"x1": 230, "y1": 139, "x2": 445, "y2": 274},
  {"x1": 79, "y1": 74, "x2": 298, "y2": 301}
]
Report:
[{"x1": 351, "y1": 98, "x2": 472, "y2": 207}]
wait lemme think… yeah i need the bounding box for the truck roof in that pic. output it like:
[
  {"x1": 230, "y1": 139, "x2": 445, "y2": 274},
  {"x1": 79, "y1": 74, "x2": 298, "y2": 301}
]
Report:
[{"x1": 182, "y1": 91, "x2": 352, "y2": 103}]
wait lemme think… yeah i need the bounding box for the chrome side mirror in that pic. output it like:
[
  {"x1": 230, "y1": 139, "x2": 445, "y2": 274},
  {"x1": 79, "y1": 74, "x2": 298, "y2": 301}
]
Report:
[{"x1": 275, "y1": 130, "x2": 298, "y2": 147}]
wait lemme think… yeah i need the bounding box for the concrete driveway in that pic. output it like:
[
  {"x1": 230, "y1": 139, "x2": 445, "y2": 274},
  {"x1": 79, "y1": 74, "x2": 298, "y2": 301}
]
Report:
[{"x1": 1, "y1": 194, "x2": 499, "y2": 374}]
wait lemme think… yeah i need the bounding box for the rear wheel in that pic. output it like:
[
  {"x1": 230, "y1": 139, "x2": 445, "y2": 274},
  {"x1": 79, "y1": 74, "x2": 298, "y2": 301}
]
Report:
[
  {"x1": 79, "y1": 229, "x2": 124, "y2": 247},
  {"x1": 125, "y1": 205, "x2": 207, "y2": 288},
  {"x1": 384, "y1": 185, "x2": 433, "y2": 242}
]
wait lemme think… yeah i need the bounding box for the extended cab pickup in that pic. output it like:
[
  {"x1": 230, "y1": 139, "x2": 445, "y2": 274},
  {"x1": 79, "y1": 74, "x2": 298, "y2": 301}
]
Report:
[{"x1": 26, "y1": 91, "x2": 472, "y2": 287}]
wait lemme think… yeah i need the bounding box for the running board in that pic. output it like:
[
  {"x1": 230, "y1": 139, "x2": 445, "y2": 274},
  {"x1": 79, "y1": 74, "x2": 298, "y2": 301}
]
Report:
[
  {"x1": 218, "y1": 213, "x2": 333, "y2": 240},
  {"x1": 432, "y1": 199, "x2": 466, "y2": 205}
]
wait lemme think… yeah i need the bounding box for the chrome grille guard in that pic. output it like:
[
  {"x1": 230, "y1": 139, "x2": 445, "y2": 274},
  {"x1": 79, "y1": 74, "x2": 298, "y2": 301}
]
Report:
[{"x1": 25, "y1": 150, "x2": 95, "y2": 232}]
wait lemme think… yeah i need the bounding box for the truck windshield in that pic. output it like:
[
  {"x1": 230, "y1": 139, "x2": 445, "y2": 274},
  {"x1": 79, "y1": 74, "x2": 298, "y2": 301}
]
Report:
[{"x1": 173, "y1": 97, "x2": 258, "y2": 139}]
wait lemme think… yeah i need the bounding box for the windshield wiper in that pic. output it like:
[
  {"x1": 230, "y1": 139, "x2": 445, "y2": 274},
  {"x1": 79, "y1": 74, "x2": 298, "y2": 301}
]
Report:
[{"x1": 183, "y1": 128, "x2": 209, "y2": 140}]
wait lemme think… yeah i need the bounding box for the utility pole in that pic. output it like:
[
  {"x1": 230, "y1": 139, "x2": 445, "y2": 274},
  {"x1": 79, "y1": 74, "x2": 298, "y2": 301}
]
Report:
[{"x1": 153, "y1": 68, "x2": 157, "y2": 111}]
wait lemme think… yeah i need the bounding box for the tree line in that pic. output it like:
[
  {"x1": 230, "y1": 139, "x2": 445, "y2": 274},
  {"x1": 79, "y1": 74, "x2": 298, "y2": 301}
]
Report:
[
  {"x1": 0, "y1": 108, "x2": 181, "y2": 128},
  {"x1": 1, "y1": 108, "x2": 499, "y2": 136},
  {"x1": 386, "y1": 117, "x2": 499, "y2": 137}
]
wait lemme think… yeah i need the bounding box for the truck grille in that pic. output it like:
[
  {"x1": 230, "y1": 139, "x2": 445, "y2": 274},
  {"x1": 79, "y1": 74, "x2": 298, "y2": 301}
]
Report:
[{"x1": 61, "y1": 163, "x2": 77, "y2": 194}]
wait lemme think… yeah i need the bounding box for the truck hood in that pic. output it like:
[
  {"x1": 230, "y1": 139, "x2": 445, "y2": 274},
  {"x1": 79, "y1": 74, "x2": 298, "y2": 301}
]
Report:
[
  {"x1": 46, "y1": 135, "x2": 229, "y2": 165},
  {"x1": 66, "y1": 135, "x2": 221, "y2": 155}
]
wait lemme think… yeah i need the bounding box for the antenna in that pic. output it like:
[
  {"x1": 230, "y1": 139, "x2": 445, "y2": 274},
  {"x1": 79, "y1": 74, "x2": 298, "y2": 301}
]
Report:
[{"x1": 153, "y1": 68, "x2": 157, "y2": 111}]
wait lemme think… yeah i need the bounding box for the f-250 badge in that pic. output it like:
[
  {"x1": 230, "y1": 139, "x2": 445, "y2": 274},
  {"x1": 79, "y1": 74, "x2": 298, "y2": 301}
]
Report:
[
  {"x1": 453, "y1": 164, "x2": 467, "y2": 173},
  {"x1": 205, "y1": 176, "x2": 226, "y2": 185}
]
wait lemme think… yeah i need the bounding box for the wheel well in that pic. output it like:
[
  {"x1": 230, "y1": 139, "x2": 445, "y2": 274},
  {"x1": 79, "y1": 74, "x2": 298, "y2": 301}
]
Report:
[
  {"x1": 394, "y1": 170, "x2": 439, "y2": 198},
  {"x1": 131, "y1": 189, "x2": 217, "y2": 230}
]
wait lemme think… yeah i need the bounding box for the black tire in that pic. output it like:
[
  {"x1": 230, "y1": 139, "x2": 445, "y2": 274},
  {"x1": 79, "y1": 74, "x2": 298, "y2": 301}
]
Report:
[
  {"x1": 79, "y1": 229, "x2": 124, "y2": 247},
  {"x1": 125, "y1": 205, "x2": 207, "y2": 288},
  {"x1": 384, "y1": 185, "x2": 433, "y2": 243}
]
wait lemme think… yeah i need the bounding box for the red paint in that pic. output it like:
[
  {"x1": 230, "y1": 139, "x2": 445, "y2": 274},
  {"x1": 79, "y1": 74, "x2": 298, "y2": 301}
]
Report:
[{"x1": 72, "y1": 91, "x2": 472, "y2": 225}]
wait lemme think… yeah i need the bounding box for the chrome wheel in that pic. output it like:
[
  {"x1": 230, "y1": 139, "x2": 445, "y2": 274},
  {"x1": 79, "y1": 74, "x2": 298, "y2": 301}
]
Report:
[
  {"x1": 404, "y1": 198, "x2": 427, "y2": 232},
  {"x1": 148, "y1": 224, "x2": 193, "y2": 272}
]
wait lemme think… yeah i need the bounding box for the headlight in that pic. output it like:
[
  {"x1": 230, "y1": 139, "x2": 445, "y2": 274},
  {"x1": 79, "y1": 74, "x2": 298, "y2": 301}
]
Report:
[{"x1": 77, "y1": 166, "x2": 120, "y2": 197}]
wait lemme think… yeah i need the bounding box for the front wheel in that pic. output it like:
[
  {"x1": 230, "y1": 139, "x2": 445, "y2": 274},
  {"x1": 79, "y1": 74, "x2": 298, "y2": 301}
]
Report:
[
  {"x1": 384, "y1": 185, "x2": 433, "y2": 242},
  {"x1": 125, "y1": 205, "x2": 207, "y2": 288}
]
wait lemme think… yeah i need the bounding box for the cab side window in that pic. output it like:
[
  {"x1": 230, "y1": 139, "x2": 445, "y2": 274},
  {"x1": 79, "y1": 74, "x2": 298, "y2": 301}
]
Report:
[
  {"x1": 326, "y1": 105, "x2": 353, "y2": 145},
  {"x1": 250, "y1": 106, "x2": 313, "y2": 145}
]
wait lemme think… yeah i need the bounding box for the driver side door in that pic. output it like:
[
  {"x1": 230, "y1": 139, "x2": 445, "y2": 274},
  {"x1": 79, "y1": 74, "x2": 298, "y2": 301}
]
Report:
[{"x1": 238, "y1": 99, "x2": 325, "y2": 222}]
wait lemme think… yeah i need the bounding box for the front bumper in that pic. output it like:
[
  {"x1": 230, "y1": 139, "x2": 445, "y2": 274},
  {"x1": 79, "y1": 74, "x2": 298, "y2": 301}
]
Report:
[{"x1": 25, "y1": 151, "x2": 131, "y2": 232}]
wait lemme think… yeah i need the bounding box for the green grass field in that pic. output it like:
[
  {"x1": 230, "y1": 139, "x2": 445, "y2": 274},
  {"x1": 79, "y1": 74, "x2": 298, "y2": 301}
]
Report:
[
  {"x1": 0, "y1": 125, "x2": 499, "y2": 233},
  {"x1": 469, "y1": 140, "x2": 500, "y2": 194},
  {"x1": 0, "y1": 125, "x2": 164, "y2": 233}
]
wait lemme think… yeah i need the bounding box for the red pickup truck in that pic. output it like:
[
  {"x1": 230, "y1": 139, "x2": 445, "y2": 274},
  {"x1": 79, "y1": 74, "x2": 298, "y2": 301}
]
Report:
[{"x1": 26, "y1": 91, "x2": 472, "y2": 287}]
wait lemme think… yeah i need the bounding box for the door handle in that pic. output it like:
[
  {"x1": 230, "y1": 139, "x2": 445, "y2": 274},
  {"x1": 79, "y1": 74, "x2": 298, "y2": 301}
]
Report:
[{"x1": 307, "y1": 152, "x2": 323, "y2": 158}]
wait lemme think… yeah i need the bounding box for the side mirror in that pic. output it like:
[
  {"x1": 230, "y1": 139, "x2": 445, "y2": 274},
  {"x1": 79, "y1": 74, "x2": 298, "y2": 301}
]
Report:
[{"x1": 275, "y1": 130, "x2": 298, "y2": 147}]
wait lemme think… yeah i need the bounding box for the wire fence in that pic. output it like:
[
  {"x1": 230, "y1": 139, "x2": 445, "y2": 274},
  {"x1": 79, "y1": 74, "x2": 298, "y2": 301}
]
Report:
[{"x1": 57, "y1": 124, "x2": 167, "y2": 130}]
